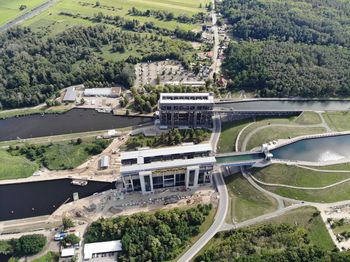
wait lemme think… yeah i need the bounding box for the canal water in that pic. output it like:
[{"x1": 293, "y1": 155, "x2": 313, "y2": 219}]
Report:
[
  {"x1": 216, "y1": 153, "x2": 264, "y2": 163},
  {"x1": 216, "y1": 100, "x2": 350, "y2": 111},
  {"x1": 0, "y1": 179, "x2": 114, "y2": 221},
  {"x1": 0, "y1": 108, "x2": 152, "y2": 141},
  {"x1": 272, "y1": 135, "x2": 350, "y2": 162}
]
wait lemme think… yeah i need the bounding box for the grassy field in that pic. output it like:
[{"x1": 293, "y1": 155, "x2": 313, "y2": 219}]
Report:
[
  {"x1": 217, "y1": 119, "x2": 252, "y2": 153},
  {"x1": 0, "y1": 0, "x2": 48, "y2": 27},
  {"x1": 33, "y1": 251, "x2": 59, "y2": 262},
  {"x1": 295, "y1": 111, "x2": 322, "y2": 125},
  {"x1": 23, "y1": 0, "x2": 209, "y2": 35},
  {"x1": 262, "y1": 180, "x2": 350, "y2": 203},
  {"x1": 0, "y1": 150, "x2": 39, "y2": 180},
  {"x1": 253, "y1": 206, "x2": 335, "y2": 251},
  {"x1": 252, "y1": 164, "x2": 350, "y2": 187},
  {"x1": 323, "y1": 111, "x2": 350, "y2": 132},
  {"x1": 0, "y1": 105, "x2": 71, "y2": 119},
  {"x1": 225, "y1": 172, "x2": 278, "y2": 223},
  {"x1": 246, "y1": 126, "x2": 326, "y2": 150}
]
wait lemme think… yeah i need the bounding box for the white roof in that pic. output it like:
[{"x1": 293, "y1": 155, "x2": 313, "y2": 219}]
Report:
[
  {"x1": 63, "y1": 87, "x2": 77, "y2": 102},
  {"x1": 159, "y1": 93, "x2": 214, "y2": 104},
  {"x1": 121, "y1": 156, "x2": 216, "y2": 174},
  {"x1": 84, "y1": 88, "x2": 112, "y2": 96},
  {"x1": 61, "y1": 247, "x2": 75, "y2": 257},
  {"x1": 84, "y1": 240, "x2": 122, "y2": 260},
  {"x1": 121, "y1": 143, "x2": 212, "y2": 160}
]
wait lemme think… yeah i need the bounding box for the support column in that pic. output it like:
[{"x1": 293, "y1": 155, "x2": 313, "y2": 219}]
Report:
[{"x1": 139, "y1": 171, "x2": 153, "y2": 194}]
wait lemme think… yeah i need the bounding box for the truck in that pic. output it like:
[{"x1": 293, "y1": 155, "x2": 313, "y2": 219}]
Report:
[{"x1": 54, "y1": 233, "x2": 67, "y2": 241}]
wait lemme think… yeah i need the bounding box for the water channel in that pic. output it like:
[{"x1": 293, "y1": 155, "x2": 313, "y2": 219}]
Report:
[
  {"x1": 216, "y1": 100, "x2": 350, "y2": 111},
  {"x1": 0, "y1": 108, "x2": 152, "y2": 142},
  {"x1": 0, "y1": 179, "x2": 114, "y2": 221},
  {"x1": 272, "y1": 135, "x2": 350, "y2": 162}
]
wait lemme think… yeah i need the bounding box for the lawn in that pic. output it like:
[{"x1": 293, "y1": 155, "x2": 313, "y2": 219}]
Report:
[
  {"x1": 0, "y1": 150, "x2": 39, "y2": 180},
  {"x1": 262, "y1": 180, "x2": 350, "y2": 203},
  {"x1": 217, "y1": 118, "x2": 252, "y2": 153},
  {"x1": 23, "y1": 0, "x2": 208, "y2": 35},
  {"x1": 0, "y1": 0, "x2": 48, "y2": 27},
  {"x1": 323, "y1": 111, "x2": 350, "y2": 132},
  {"x1": 33, "y1": 251, "x2": 59, "y2": 262},
  {"x1": 253, "y1": 206, "x2": 335, "y2": 251},
  {"x1": 251, "y1": 164, "x2": 350, "y2": 187},
  {"x1": 295, "y1": 111, "x2": 322, "y2": 125},
  {"x1": 225, "y1": 172, "x2": 278, "y2": 223},
  {"x1": 246, "y1": 126, "x2": 326, "y2": 150}
]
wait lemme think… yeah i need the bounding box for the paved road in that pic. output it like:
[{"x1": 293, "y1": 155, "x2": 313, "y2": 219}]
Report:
[
  {"x1": 209, "y1": 0, "x2": 219, "y2": 79},
  {"x1": 0, "y1": 0, "x2": 60, "y2": 33},
  {"x1": 178, "y1": 115, "x2": 229, "y2": 262}
]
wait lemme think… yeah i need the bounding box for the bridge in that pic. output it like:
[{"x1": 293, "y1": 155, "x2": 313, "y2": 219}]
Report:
[{"x1": 215, "y1": 151, "x2": 265, "y2": 167}]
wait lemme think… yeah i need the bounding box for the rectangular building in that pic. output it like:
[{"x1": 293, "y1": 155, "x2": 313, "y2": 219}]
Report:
[
  {"x1": 158, "y1": 93, "x2": 214, "y2": 128},
  {"x1": 84, "y1": 87, "x2": 121, "y2": 97},
  {"x1": 120, "y1": 144, "x2": 215, "y2": 194},
  {"x1": 63, "y1": 87, "x2": 77, "y2": 102}
]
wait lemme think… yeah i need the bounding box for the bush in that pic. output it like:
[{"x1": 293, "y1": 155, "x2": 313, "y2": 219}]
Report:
[
  {"x1": 62, "y1": 217, "x2": 74, "y2": 229},
  {"x1": 61, "y1": 234, "x2": 80, "y2": 247}
]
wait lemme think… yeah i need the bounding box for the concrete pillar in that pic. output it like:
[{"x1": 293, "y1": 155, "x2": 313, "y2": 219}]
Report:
[
  {"x1": 139, "y1": 171, "x2": 153, "y2": 194},
  {"x1": 185, "y1": 166, "x2": 199, "y2": 189}
]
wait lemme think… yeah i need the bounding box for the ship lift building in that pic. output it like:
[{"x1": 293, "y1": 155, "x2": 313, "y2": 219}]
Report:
[
  {"x1": 158, "y1": 92, "x2": 214, "y2": 128},
  {"x1": 120, "y1": 143, "x2": 215, "y2": 194}
]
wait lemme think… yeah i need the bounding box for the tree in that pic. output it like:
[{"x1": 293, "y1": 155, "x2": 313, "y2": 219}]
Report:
[
  {"x1": 80, "y1": 98, "x2": 85, "y2": 105},
  {"x1": 17, "y1": 234, "x2": 46, "y2": 256},
  {"x1": 62, "y1": 217, "x2": 74, "y2": 229},
  {"x1": 95, "y1": 1, "x2": 100, "y2": 6},
  {"x1": 76, "y1": 138, "x2": 82, "y2": 145},
  {"x1": 19, "y1": 5, "x2": 27, "y2": 10},
  {"x1": 61, "y1": 234, "x2": 80, "y2": 247}
]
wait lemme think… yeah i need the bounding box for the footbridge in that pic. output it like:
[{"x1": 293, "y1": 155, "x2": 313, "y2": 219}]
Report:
[{"x1": 215, "y1": 151, "x2": 265, "y2": 167}]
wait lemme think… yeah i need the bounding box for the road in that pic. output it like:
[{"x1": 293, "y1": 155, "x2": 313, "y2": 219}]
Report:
[
  {"x1": 0, "y1": 0, "x2": 60, "y2": 33},
  {"x1": 209, "y1": 0, "x2": 220, "y2": 79},
  {"x1": 178, "y1": 115, "x2": 229, "y2": 262}
]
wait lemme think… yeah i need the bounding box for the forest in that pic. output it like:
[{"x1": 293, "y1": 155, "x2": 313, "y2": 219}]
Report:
[
  {"x1": 196, "y1": 224, "x2": 350, "y2": 261},
  {"x1": 0, "y1": 25, "x2": 194, "y2": 109},
  {"x1": 0, "y1": 234, "x2": 46, "y2": 257},
  {"x1": 219, "y1": 0, "x2": 350, "y2": 98},
  {"x1": 85, "y1": 204, "x2": 212, "y2": 261}
]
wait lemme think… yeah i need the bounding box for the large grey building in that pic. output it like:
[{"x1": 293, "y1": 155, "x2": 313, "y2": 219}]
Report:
[
  {"x1": 158, "y1": 93, "x2": 214, "y2": 128},
  {"x1": 120, "y1": 143, "x2": 215, "y2": 194}
]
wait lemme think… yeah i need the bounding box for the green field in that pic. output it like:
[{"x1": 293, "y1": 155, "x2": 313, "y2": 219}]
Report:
[
  {"x1": 33, "y1": 251, "x2": 59, "y2": 262},
  {"x1": 246, "y1": 126, "x2": 326, "y2": 150},
  {"x1": 0, "y1": 0, "x2": 48, "y2": 27},
  {"x1": 225, "y1": 172, "x2": 278, "y2": 223},
  {"x1": 295, "y1": 111, "x2": 322, "y2": 125},
  {"x1": 323, "y1": 111, "x2": 350, "y2": 132},
  {"x1": 252, "y1": 164, "x2": 350, "y2": 187},
  {"x1": 23, "y1": 0, "x2": 209, "y2": 35},
  {"x1": 217, "y1": 118, "x2": 252, "y2": 153},
  {"x1": 262, "y1": 180, "x2": 350, "y2": 203},
  {"x1": 0, "y1": 150, "x2": 39, "y2": 180}
]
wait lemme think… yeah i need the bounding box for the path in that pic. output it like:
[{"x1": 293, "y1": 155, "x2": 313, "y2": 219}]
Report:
[
  {"x1": 317, "y1": 111, "x2": 332, "y2": 132},
  {"x1": 296, "y1": 164, "x2": 350, "y2": 173},
  {"x1": 209, "y1": 0, "x2": 220, "y2": 79}
]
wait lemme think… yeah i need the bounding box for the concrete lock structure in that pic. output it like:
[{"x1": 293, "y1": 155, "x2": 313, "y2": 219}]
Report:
[
  {"x1": 120, "y1": 143, "x2": 215, "y2": 194},
  {"x1": 158, "y1": 93, "x2": 214, "y2": 128}
]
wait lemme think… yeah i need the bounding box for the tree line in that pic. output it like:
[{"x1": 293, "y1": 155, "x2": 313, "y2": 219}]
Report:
[
  {"x1": 85, "y1": 204, "x2": 212, "y2": 261},
  {"x1": 0, "y1": 234, "x2": 46, "y2": 258}
]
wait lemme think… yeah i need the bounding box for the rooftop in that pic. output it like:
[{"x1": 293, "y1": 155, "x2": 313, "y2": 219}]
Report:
[
  {"x1": 159, "y1": 92, "x2": 214, "y2": 104},
  {"x1": 121, "y1": 156, "x2": 216, "y2": 174},
  {"x1": 84, "y1": 240, "x2": 122, "y2": 260},
  {"x1": 63, "y1": 87, "x2": 77, "y2": 102},
  {"x1": 121, "y1": 143, "x2": 212, "y2": 160}
]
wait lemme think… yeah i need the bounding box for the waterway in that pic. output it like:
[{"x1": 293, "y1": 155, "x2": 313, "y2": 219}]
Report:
[
  {"x1": 0, "y1": 108, "x2": 152, "y2": 141},
  {"x1": 272, "y1": 135, "x2": 350, "y2": 162},
  {"x1": 216, "y1": 153, "x2": 264, "y2": 163},
  {"x1": 216, "y1": 100, "x2": 350, "y2": 111},
  {"x1": 0, "y1": 179, "x2": 114, "y2": 221}
]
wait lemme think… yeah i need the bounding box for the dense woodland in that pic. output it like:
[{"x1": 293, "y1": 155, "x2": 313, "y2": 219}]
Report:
[
  {"x1": 85, "y1": 204, "x2": 212, "y2": 261},
  {"x1": 0, "y1": 234, "x2": 46, "y2": 257},
  {"x1": 196, "y1": 224, "x2": 350, "y2": 261},
  {"x1": 219, "y1": 0, "x2": 350, "y2": 97},
  {"x1": 0, "y1": 25, "x2": 194, "y2": 109}
]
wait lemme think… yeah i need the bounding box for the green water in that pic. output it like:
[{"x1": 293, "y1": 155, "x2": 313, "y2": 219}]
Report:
[{"x1": 216, "y1": 153, "x2": 264, "y2": 163}]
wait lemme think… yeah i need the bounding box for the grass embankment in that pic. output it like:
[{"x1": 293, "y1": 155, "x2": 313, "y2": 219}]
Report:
[
  {"x1": 195, "y1": 206, "x2": 335, "y2": 261},
  {"x1": 295, "y1": 111, "x2": 322, "y2": 125},
  {"x1": 246, "y1": 126, "x2": 326, "y2": 150},
  {"x1": 0, "y1": 0, "x2": 48, "y2": 27},
  {"x1": 0, "y1": 105, "x2": 71, "y2": 119},
  {"x1": 323, "y1": 111, "x2": 350, "y2": 131},
  {"x1": 8, "y1": 138, "x2": 111, "y2": 170},
  {"x1": 252, "y1": 164, "x2": 350, "y2": 187},
  {"x1": 0, "y1": 150, "x2": 39, "y2": 180},
  {"x1": 262, "y1": 180, "x2": 350, "y2": 203},
  {"x1": 225, "y1": 172, "x2": 278, "y2": 223},
  {"x1": 217, "y1": 119, "x2": 252, "y2": 153},
  {"x1": 33, "y1": 251, "x2": 59, "y2": 262},
  {"x1": 24, "y1": 0, "x2": 208, "y2": 36}
]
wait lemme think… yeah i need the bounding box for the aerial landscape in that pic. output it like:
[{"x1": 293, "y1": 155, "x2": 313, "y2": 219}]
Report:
[{"x1": 2, "y1": 0, "x2": 350, "y2": 261}]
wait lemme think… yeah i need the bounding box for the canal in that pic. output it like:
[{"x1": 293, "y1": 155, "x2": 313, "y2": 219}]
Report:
[
  {"x1": 272, "y1": 134, "x2": 350, "y2": 162},
  {"x1": 0, "y1": 108, "x2": 152, "y2": 141},
  {"x1": 0, "y1": 179, "x2": 114, "y2": 221},
  {"x1": 216, "y1": 100, "x2": 350, "y2": 111}
]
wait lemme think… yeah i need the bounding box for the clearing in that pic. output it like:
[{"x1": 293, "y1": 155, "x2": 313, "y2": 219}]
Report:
[{"x1": 323, "y1": 111, "x2": 350, "y2": 132}]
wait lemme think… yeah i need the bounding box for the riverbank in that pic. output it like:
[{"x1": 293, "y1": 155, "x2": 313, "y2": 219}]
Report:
[{"x1": 0, "y1": 105, "x2": 71, "y2": 119}]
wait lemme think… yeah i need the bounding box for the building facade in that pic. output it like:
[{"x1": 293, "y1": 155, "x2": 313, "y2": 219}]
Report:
[
  {"x1": 120, "y1": 144, "x2": 215, "y2": 194},
  {"x1": 158, "y1": 93, "x2": 214, "y2": 128}
]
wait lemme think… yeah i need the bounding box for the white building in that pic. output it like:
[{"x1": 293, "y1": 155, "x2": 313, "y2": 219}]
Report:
[
  {"x1": 100, "y1": 155, "x2": 110, "y2": 169},
  {"x1": 120, "y1": 143, "x2": 215, "y2": 194},
  {"x1": 84, "y1": 240, "x2": 122, "y2": 260},
  {"x1": 84, "y1": 87, "x2": 121, "y2": 97}
]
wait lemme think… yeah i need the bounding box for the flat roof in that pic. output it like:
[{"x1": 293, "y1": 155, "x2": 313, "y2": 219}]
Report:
[
  {"x1": 84, "y1": 240, "x2": 122, "y2": 260},
  {"x1": 121, "y1": 143, "x2": 212, "y2": 160},
  {"x1": 63, "y1": 87, "x2": 77, "y2": 102},
  {"x1": 159, "y1": 93, "x2": 214, "y2": 104},
  {"x1": 61, "y1": 247, "x2": 75, "y2": 257},
  {"x1": 84, "y1": 88, "x2": 117, "y2": 96},
  {"x1": 121, "y1": 156, "x2": 216, "y2": 174}
]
